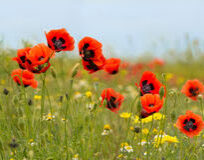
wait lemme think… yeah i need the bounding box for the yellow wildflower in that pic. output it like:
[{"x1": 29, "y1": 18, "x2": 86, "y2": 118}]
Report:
[
  {"x1": 130, "y1": 126, "x2": 134, "y2": 131},
  {"x1": 117, "y1": 154, "x2": 127, "y2": 159},
  {"x1": 163, "y1": 135, "x2": 179, "y2": 143},
  {"x1": 152, "y1": 113, "x2": 165, "y2": 120},
  {"x1": 85, "y1": 91, "x2": 92, "y2": 98},
  {"x1": 153, "y1": 128, "x2": 158, "y2": 134},
  {"x1": 45, "y1": 113, "x2": 55, "y2": 121},
  {"x1": 133, "y1": 115, "x2": 140, "y2": 123},
  {"x1": 29, "y1": 139, "x2": 34, "y2": 143},
  {"x1": 120, "y1": 112, "x2": 131, "y2": 119},
  {"x1": 104, "y1": 124, "x2": 111, "y2": 130},
  {"x1": 34, "y1": 95, "x2": 42, "y2": 100},
  {"x1": 154, "y1": 134, "x2": 178, "y2": 147},
  {"x1": 142, "y1": 128, "x2": 149, "y2": 135},
  {"x1": 61, "y1": 118, "x2": 66, "y2": 121},
  {"x1": 141, "y1": 116, "x2": 153, "y2": 123},
  {"x1": 1, "y1": 79, "x2": 5, "y2": 85},
  {"x1": 166, "y1": 73, "x2": 174, "y2": 81},
  {"x1": 121, "y1": 142, "x2": 129, "y2": 147}
]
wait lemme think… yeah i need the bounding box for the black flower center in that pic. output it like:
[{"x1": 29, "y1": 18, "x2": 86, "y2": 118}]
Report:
[
  {"x1": 52, "y1": 37, "x2": 66, "y2": 50},
  {"x1": 183, "y1": 118, "x2": 197, "y2": 131},
  {"x1": 148, "y1": 103, "x2": 154, "y2": 107},
  {"x1": 20, "y1": 56, "x2": 26, "y2": 63},
  {"x1": 107, "y1": 96, "x2": 117, "y2": 109},
  {"x1": 80, "y1": 43, "x2": 95, "y2": 61},
  {"x1": 141, "y1": 80, "x2": 154, "y2": 94},
  {"x1": 27, "y1": 59, "x2": 32, "y2": 65},
  {"x1": 111, "y1": 70, "x2": 118, "y2": 74},
  {"x1": 38, "y1": 56, "x2": 44, "y2": 61},
  {"x1": 189, "y1": 87, "x2": 199, "y2": 97},
  {"x1": 86, "y1": 60, "x2": 99, "y2": 71}
]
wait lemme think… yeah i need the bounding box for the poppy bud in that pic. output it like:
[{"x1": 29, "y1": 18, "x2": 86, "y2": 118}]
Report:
[
  {"x1": 28, "y1": 99, "x2": 33, "y2": 106},
  {"x1": 59, "y1": 96, "x2": 64, "y2": 102},
  {"x1": 3, "y1": 88, "x2": 9, "y2": 95},
  {"x1": 159, "y1": 86, "x2": 165, "y2": 99},
  {"x1": 65, "y1": 93, "x2": 69, "y2": 100},
  {"x1": 50, "y1": 67, "x2": 56, "y2": 78},
  {"x1": 132, "y1": 126, "x2": 141, "y2": 133},
  {"x1": 198, "y1": 94, "x2": 203, "y2": 101},
  {"x1": 71, "y1": 63, "x2": 80, "y2": 78}
]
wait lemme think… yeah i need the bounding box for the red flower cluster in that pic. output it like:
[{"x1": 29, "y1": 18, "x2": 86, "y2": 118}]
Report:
[
  {"x1": 100, "y1": 88, "x2": 124, "y2": 113},
  {"x1": 176, "y1": 111, "x2": 204, "y2": 138},
  {"x1": 136, "y1": 71, "x2": 166, "y2": 118},
  {"x1": 78, "y1": 37, "x2": 121, "y2": 74},
  {"x1": 148, "y1": 58, "x2": 165, "y2": 69},
  {"x1": 12, "y1": 28, "x2": 75, "y2": 88}
]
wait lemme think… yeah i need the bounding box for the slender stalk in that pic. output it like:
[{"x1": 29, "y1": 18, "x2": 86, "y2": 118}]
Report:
[
  {"x1": 40, "y1": 73, "x2": 47, "y2": 120},
  {"x1": 64, "y1": 78, "x2": 74, "y2": 157},
  {"x1": 40, "y1": 73, "x2": 47, "y2": 147}
]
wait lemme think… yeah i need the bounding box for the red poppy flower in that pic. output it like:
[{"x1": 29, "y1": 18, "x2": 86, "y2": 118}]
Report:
[
  {"x1": 137, "y1": 71, "x2": 166, "y2": 96},
  {"x1": 78, "y1": 37, "x2": 106, "y2": 73},
  {"x1": 101, "y1": 88, "x2": 124, "y2": 113},
  {"x1": 25, "y1": 43, "x2": 55, "y2": 74},
  {"x1": 121, "y1": 61, "x2": 130, "y2": 69},
  {"x1": 78, "y1": 37, "x2": 103, "y2": 60},
  {"x1": 181, "y1": 79, "x2": 204, "y2": 101},
  {"x1": 11, "y1": 69, "x2": 38, "y2": 88},
  {"x1": 103, "y1": 58, "x2": 121, "y2": 74},
  {"x1": 82, "y1": 58, "x2": 105, "y2": 74},
  {"x1": 148, "y1": 58, "x2": 165, "y2": 69},
  {"x1": 12, "y1": 47, "x2": 31, "y2": 69},
  {"x1": 45, "y1": 28, "x2": 75, "y2": 52},
  {"x1": 141, "y1": 94, "x2": 164, "y2": 113},
  {"x1": 176, "y1": 111, "x2": 204, "y2": 138},
  {"x1": 131, "y1": 63, "x2": 144, "y2": 75}
]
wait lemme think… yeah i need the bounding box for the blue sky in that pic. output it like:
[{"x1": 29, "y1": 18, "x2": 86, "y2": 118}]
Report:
[{"x1": 0, "y1": 0, "x2": 204, "y2": 57}]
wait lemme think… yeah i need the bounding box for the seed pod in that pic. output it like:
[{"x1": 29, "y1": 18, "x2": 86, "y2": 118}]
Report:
[
  {"x1": 28, "y1": 99, "x2": 33, "y2": 106},
  {"x1": 3, "y1": 88, "x2": 9, "y2": 95},
  {"x1": 159, "y1": 86, "x2": 165, "y2": 99},
  {"x1": 50, "y1": 67, "x2": 57, "y2": 78},
  {"x1": 71, "y1": 63, "x2": 80, "y2": 78}
]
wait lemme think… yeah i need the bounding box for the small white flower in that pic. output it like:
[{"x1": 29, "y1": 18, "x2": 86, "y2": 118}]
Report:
[
  {"x1": 74, "y1": 92, "x2": 82, "y2": 99},
  {"x1": 101, "y1": 129, "x2": 112, "y2": 136},
  {"x1": 120, "y1": 145, "x2": 133, "y2": 153},
  {"x1": 86, "y1": 103, "x2": 94, "y2": 110},
  {"x1": 138, "y1": 140, "x2": 150, "y2": 146},
  {"x1": 72, "y1": 154, "x2": 79, "y2": 160}
]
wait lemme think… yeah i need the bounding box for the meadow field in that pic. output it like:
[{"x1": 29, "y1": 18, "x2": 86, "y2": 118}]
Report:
[{"x1": 0, "y1": 37, "x2": 204, "y2": 160}]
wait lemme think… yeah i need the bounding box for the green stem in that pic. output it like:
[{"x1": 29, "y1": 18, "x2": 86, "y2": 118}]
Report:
[{"x1": 40, "y1": 73, "x2": 47, "y2": 147}]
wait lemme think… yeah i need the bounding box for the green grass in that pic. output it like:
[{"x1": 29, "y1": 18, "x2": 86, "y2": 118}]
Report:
[{"x1": 0, "y1": 46, "x2": 204, "y2": 160}]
